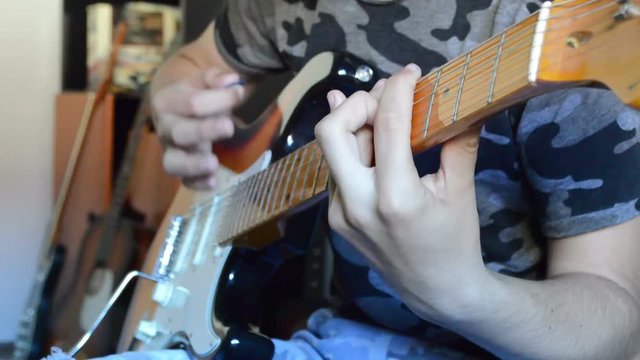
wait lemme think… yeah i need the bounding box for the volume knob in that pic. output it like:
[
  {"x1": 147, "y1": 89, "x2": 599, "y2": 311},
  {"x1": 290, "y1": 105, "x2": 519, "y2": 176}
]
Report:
[{"x1": 152, "y1": 282, "x2": 189, "y2": 308}]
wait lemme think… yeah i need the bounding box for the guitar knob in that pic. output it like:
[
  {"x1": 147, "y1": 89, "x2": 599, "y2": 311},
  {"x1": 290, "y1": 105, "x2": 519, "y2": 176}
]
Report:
[
  {"x1": 135, "y1": 320, "x2": 165, "y2": 343},
  {"x1": 152, "y1": 282, "x2": 189, "y2": 308}
]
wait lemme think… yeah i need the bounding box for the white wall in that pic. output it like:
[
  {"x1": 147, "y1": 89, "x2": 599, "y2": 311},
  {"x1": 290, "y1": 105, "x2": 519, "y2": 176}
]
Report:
[{"x1": 0, "y1": 0, "x2": 62, "y2": 342}]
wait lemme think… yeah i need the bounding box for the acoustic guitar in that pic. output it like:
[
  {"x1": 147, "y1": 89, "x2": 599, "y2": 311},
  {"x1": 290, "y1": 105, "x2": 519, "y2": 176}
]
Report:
[{"x1": 86, "y1": 0, "x2": 639, "y2": 358}]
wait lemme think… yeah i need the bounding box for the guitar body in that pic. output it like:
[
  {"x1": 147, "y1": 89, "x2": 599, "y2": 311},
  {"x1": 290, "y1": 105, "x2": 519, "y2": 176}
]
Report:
[{"x1": 119, "y1": 52, "x2": 378, "y2": 358}]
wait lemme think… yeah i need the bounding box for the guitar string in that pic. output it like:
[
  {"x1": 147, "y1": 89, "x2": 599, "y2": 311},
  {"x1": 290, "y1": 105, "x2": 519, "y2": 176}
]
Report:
[
  {"x1": 409, "y1": 0, "x2": 616, "y2": 95},
  {"x1": 179, "y1": 44, "x2": 615, "y2": 237},
  {"x1": 412, "y1": 0, "x2": 619, "y2": 100},
  {"x1": 171, "y1": 0, "x2": 630, "y2": 231},
  {"x1": 193, "y1": 8, "x2": 624, "y2": 220}
]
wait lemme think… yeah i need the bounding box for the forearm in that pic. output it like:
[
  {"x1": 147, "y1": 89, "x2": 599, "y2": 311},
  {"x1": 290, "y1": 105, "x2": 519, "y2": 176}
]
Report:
[{"x1": 430, "y1": 272, "x2": 640, "y2": 359}]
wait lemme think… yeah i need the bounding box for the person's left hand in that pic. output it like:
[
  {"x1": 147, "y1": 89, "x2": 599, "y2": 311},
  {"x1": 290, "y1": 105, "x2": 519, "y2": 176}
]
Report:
[{"x1": 314, "y1": 64, "x2": 491, "y2": 320}]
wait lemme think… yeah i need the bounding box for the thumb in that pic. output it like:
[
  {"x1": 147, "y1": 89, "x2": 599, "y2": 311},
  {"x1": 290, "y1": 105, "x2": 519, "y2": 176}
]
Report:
[{"x1": 438, "y1": 125, "x2": 482, "y2": 191}]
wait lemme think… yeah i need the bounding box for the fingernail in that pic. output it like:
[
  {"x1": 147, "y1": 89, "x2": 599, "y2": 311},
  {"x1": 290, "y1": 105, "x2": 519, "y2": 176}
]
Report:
[
  {"x1": 327, "y1": 91, "x2": 338, "y2": 110},
  {"x1": 372, "y1": 79, "x2": 386, "y2": 89},
  {"x1": 220, "y1": 73, "x2": 243, "y2": 88},
  {"x1": 404, "y1": 63, "x2": 422, "y2": 76},
  {"x1": 224, "y1": 79, "x2": 246, "y2": 88}
]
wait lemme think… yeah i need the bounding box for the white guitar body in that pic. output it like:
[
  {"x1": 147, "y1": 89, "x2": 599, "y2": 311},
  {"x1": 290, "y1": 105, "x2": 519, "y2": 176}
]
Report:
[{"x1": 133, "y1": 152, "x2": 271, "y2": 356}]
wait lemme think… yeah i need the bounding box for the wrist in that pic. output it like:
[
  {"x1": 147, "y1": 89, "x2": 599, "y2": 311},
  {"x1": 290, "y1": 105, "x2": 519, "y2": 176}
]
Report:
[{"x1": 405, "y1": 265, "x2": 503, "y2": 324}]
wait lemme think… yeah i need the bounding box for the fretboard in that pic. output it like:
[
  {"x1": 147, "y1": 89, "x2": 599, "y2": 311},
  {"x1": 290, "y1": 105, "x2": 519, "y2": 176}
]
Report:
[{"x1": 194, "y1": 6, "x2": 569, "y2": 247}]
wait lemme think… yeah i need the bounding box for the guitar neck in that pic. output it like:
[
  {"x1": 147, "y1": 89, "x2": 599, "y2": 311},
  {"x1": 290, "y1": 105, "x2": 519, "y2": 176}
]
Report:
[{"x1": 191, "y1": 3, "x2": 605, "y2": 248}]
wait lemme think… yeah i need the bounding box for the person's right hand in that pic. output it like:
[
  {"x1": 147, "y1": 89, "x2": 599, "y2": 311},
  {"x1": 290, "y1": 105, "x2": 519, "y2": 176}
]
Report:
[{"x1": 152, "y1": 68, "x2": 248, "y2": 190}]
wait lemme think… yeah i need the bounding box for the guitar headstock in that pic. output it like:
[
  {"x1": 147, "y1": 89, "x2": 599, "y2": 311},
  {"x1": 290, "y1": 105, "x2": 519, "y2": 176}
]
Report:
[{"x1": 536, "y1": 0, "x2": 640, "y2": 108}]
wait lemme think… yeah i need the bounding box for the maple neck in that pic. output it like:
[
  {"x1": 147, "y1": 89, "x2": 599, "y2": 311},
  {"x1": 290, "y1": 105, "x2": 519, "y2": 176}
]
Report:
[
  {"x1": 204, "y1": 11, "x2": 548, "y2": 244},
  {"x1": 191, "y1": 0, "x2": 640, "y2": 247}
]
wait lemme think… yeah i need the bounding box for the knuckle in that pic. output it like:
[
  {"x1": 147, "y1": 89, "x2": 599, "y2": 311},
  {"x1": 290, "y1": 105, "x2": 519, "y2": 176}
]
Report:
[
  {"x1": 186, "y1": 158, "x2": 205, "y2": 176},
  {"x1": 162, "y1": 151, "x2": 178, "y2": 175},
  {"x1": 314, "y1": 121, "x2": 331, "y2": 140},
  {"x1": 376, "y1": 195, "x2": 410, "y2": 222},
  {"x1": 343, "y1": 206, "x2": 365, "y2": 229},
  {"x1": 186, "y1": 96, "x2": 201, "y2": 116},
  {"x1": 170, "y1": 122, "x2": 191, "y2": 146},
  {"x1": 351, "y1": 90, "x2": 370, "y2": 101}
]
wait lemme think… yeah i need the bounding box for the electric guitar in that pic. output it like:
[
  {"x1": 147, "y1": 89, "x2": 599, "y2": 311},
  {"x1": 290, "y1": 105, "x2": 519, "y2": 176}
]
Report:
[{"x1": 105, "y1": 1, "x2": 638, "y2": 358}]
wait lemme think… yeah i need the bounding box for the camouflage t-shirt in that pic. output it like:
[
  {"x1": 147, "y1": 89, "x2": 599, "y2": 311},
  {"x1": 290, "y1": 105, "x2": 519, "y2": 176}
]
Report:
[{"x1": 214, "y1": 0, "x2": 640, "y2": 339}]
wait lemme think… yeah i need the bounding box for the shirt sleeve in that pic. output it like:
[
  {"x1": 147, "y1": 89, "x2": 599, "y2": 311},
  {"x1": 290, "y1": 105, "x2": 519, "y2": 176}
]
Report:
[
  {"x1": 214, "y1": 0, "x2": 285, "y2": 75},
  {"x1": 517, "y1": 87, "x2": 640, "y2": 239}
]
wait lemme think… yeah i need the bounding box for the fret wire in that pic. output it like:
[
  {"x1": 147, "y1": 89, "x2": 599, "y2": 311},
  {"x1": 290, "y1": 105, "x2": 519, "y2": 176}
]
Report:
[
  {"x1": 488, "y1": 32, "x2": 506, "y2": 104},
  {"x1": 262, "y1": 159, "x2": 283, "y2": 222},
  {"x1": 279, "y1": 148, "x2": 299, "y2": 211},
  {"x1": 452, "y1": 52, "x2": 472, "y2": 123},
  {"x1": 300, "y1": 145, "x2": 320, "y2": 202},
  {"x1": 311, "y1": 154, "x2": 325, "y2": 197},
  {"x1": 289, "y1": 144, "x2": 309, "y2": 207},
  {"x1": 318, "y1": 161, "x2": 330, "y2": 194},
  {"x1": 235, "y1": 171, "x2": 259, "y2": 235},
  {"x1": 181, "y1": 14, "x2": 564, "y2": 222},
  {"x1": 306, "y1": 146, "x2": 322, "y2": 201},
  {"x1": 412, "y1": 20, "x2": 535, "y2": 110},
  {"x1": 270, "y1": 155, "x2": 291, "y2": 216},
  {"x1": 256, "y1": 164, "x2": 276, "y2": 223},
  {"x1": 221, "y1": 189, "x2": 240, "y2": 240},
  {"x1": 213, "y1": 195, "x2": 228, "y2": 239},
  {"x1": 248, "y1": 167, "x2": 269, "y2": 229},
  {"x1": 228, "y1": 176, "x2": 252, "y2": 239},
  {"x1": 423, "y1": 68, "x2": 442, "y2": 138}
]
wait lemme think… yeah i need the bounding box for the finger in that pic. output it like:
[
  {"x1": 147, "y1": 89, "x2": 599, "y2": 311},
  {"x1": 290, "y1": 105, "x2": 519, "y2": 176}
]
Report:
[
  {"x1": 154, "y1": 81, "x2": 246, "y2": 118},
  {"x1": 188, "y1": 85, "x2": 247, "y2": 117},
  {"x1": 355, "y1": 126, "x2": 373, "y2": 167},
  {"x1": 162, "y1": 147, "x2": 219, "y2": 178},
  {"x1": 438, "y1": 125, "x2": 482, "y2": 192},
  {"x1": 203, "y1": 71, "x2": 243, "y2": 89},
  {"x1": 184, "y1": 67, "x2": 224, "y2": 89},
  {"x1": 327, "y1": 89, "x2": 347, "y2": 109},
  {"x1": 369, "y1": 78, "x2": 387, "y2": 101},
  {"x1": 373, "y1": 64, "x2": 422, "y2": 193},
  {"x1": 183, "y1": 174, "x2": 218, "y2": 190},
  {"x1": 315, "y1": 91, "x2": 378, "y2": 192},
  {"x1": 168, "y1": 115, "x2": 235, "y2": 147}
]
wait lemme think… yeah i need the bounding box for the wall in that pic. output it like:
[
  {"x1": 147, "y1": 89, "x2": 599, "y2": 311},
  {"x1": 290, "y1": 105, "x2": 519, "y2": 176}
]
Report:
[{"x1": 0, "y1": 0, "x2": 62, "y2": 342}]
